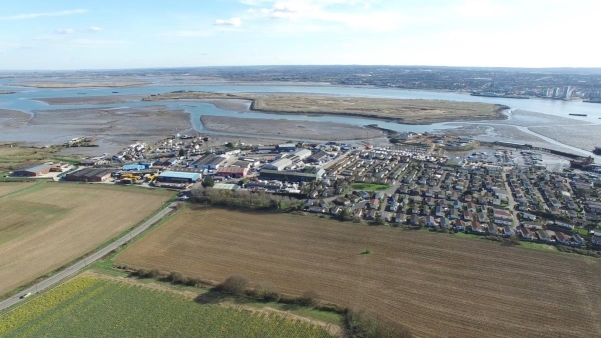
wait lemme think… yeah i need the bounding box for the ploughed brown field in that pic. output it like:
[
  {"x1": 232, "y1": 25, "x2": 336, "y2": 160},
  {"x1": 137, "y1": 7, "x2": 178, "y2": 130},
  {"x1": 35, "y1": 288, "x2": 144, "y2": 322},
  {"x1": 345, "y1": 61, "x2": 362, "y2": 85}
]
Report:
[
  {"x1": 116, "y1": 208, "x2": 601, "y2": 338},
  {"x1": 0, "y1": 183, "x2": 173, "y2": 296}
]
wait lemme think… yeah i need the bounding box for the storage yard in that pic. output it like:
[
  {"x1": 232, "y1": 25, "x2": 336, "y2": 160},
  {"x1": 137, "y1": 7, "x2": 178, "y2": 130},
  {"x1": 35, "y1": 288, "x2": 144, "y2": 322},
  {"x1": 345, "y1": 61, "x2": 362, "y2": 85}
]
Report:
[
  {"x1": 116, "y1": 208, "x2": 601, "y2": 338},
  {"x1": 0, "y1": 183, "x2": 173, "y2": 296}
]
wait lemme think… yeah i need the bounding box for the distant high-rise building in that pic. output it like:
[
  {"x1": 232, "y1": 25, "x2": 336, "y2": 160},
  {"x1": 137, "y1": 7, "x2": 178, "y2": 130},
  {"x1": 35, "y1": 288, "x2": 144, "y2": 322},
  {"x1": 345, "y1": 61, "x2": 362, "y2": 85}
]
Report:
[
  {"x1": 563, "y1": 86, "x2": 573, "y2": 99},
  {"x1": 553, "y1": 87, "x2": 562, "y2": 97}
]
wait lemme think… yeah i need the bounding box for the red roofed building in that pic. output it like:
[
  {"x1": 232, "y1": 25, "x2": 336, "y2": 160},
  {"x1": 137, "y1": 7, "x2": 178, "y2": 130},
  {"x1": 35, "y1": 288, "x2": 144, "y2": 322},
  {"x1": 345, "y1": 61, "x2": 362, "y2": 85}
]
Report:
[{"x1": 216, "y1": 166, "x2": 248, "y2": 178}]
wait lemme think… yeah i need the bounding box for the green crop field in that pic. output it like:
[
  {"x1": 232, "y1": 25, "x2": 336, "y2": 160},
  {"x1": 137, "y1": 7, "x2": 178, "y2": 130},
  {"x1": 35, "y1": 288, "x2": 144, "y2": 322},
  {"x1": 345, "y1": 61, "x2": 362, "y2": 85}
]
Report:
[
  {"x1": 351, "y1": 183, "x2": 390, "y2": 191},
  {"x1": 0, "y1": 275, "x2": 333, "y2": 338}
]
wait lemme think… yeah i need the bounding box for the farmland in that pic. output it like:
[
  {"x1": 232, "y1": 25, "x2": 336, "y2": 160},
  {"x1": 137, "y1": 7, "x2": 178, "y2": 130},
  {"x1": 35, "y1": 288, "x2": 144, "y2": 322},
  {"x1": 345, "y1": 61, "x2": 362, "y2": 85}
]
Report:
[
  {"x1": 0, "y1": 182, "x2": 35, "y2": 197},
  {"x1": 117, "y1": 208, "x2": 601, "y2": 338},
  {"x1": 0, "y1": 275, "x2": 333, "y2": 338},
  {"x1": 0, "y1": 182, "x2": 173, "y2": 296}
]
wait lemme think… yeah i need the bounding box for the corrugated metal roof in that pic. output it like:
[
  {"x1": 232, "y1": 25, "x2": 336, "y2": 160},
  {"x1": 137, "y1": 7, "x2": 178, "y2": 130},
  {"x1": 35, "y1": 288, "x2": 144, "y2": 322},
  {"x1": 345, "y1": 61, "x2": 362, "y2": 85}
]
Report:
[
  {"x1": 213, "y1": 183, "x2": 239, "y2": 190},
  {"x1": 159, "y1": 171, "x2": 201, "y2": 179},
  {"x1": 122, "y1": 164, "x2": 145, "y2": 170},
  {"x1": 16, "y1": 163, "x2": 53, "y2": 173}
]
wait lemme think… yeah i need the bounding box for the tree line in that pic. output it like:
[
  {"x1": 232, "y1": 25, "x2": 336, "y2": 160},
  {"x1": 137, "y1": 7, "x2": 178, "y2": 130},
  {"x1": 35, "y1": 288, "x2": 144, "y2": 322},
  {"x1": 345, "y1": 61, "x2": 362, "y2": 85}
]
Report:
[{"x1": 190, "y1": 187, "x2": 299, "y2": 211}]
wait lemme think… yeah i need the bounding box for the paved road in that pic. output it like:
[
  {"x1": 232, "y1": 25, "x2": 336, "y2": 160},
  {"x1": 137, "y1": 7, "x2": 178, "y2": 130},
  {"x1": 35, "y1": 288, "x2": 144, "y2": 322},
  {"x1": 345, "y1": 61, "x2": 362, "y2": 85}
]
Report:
[{"x1": 0, "y1": 202, "x2": 178, "y2": 312}]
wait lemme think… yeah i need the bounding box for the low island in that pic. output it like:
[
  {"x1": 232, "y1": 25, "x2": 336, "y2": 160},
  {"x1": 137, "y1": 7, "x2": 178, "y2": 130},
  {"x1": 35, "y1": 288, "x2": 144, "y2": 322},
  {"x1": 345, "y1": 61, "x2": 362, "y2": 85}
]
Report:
[
  {"x1": 143, "y1": 91, "x2": 508, "y2": 124},
  {"x1": 14, "y1": 81, "x2": 148, "y2": 88}
]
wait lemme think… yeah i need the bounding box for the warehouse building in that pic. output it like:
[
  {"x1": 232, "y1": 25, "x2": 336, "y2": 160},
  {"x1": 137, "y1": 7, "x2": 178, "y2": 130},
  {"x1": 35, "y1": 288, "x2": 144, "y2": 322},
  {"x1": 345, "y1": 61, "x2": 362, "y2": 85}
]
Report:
[
  {"x1": 308, "y1": 150, "x2": 329, "y2": 164},
  {"x1": 66, "y1": 168, "x2": 113, "y2": 182},
  {"x1": 216, "y1": 166, "x2": 248, "y2": 178},
  {"x1": 122, "y1": 164, "x2": 146, "y2": 171},
  {"x1": 263, "y1": 158, "x2": 293, "y2": 171},
  {"x1": 259, "y1": 167, "x2": 325, "y2": 182},
  {"x1": 157, "y1": 171, "x2": 201, "y2": 184},
  {"x1": 293, "y1": 148, "x2": 312, "y2": 160},
  {"x1": 13, "y1": 163, "x2": 54, "y2": 177},
  {"x1": 278, "y1": 143, "x2": 296, "y2": 152},
  {"x1": 213, "y1": 183, "x2": 240, "y2": 191},
  {"x1": 190, "y1": 154, "x2": 227, "y2": 170}
]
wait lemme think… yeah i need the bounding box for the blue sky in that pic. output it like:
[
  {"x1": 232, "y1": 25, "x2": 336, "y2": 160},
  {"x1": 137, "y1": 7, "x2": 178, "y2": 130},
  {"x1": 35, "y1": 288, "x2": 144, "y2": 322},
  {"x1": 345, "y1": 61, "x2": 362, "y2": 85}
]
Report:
[{"x1": 0, "y1": 0, "x2": 599, "y2": 70}]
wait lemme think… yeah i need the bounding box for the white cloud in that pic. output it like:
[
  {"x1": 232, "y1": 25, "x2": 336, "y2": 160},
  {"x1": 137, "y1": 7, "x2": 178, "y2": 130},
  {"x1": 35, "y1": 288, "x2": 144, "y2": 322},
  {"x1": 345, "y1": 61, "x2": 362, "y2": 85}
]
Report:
[
  {"x1": 243, "y1": 0, "x2": 424, "y2": 32},
  {"x1": 70, "y1": 39, "x2": 126, "y2": 47},
  {"x1": 53, "y1": 27, "x2": 103, "y2": 35},
  {"x1": 55, "y1": 28, "x2": 75, "y2": 35},
  {"x1": 214, "y1": 17, "x2": 243, "y2": 27},
  {"x1": 0, "y1": 9, "x2": 87, "y2": 20},
  {"x1": 452, "y1": 0, "x2": 512, "y2": 18},
  {"x1": 168, "y1": 30, "x2": 213, "y2": 38}
]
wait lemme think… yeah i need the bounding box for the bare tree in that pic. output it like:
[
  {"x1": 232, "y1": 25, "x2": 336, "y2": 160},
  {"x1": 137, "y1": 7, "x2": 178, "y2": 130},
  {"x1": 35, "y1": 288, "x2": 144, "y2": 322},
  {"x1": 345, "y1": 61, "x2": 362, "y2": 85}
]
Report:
[{"x1": 220, "y1": 275, "x2": 249, "y2": 296}]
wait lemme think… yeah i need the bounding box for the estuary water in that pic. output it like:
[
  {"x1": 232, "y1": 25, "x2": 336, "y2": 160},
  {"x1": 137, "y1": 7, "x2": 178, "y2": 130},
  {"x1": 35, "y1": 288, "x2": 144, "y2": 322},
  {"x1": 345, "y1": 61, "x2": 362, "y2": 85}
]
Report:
[{"x1": 1, "y1": 81, "x2": 601, "y2": 150}]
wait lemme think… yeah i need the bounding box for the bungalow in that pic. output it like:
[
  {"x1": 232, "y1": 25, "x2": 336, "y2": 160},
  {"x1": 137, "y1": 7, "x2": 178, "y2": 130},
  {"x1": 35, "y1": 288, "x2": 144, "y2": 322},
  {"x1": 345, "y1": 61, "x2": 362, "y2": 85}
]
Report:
[
  {"x1": 487, "y1": 224, "x2": 499, "y2": 236},
  {"x1": 494, "y1": 209, "x2": 513, "y2": 226},
  {"x1": 364, "y1": 209, "x2": 377, "y2": 220},
  {"x1": 368, "y1": 199, "x2": 380, "y2": 209},
  {"x1": 330, "y1": 206, "x2": 343, "y2": 216},
  {"x1": 357, "y1": 191, "x2": 371, "y2": 200},
  {"x1": 519, "y1": 226, "x2": 534, "y2": 240},
  {"x1": 477, "y1": 211, "x2": 488, "y2": 223},
  {"x1": 439, "y1": 217, "x2": 451, "y2": 229},
  {"x1": 454, "y1": 220, "x2": 467, "y2": 231},
  {"x1": 554, "y1": 231, "x2": 570, "y2": 245},
  {"x1": 449, "y1": 208, "x2": 459, "y2": 219},
  {"x1": 522, "y1": 221, "x2": 543, "y2": 230},
  {"x1": 553, "y1": 221, "x2": 574, "y2": 231},
  {"x1": 410, "y1": 214, "x2": 421, "y2": 226},
  {"x1": 503, "y1": 225, "x2": 514, "y2": 237},
  {"x1": 470, "y1": 222, "x2": 486, "y2": 235},
  {"x1": 522, "y1": 212, "x2": 536, "y2": 221},
  {"x1": 453, "y1": 200, "x2": 463, "y2": 209},
  {"x1": 585, "y1": 213, "x2": 601, "y2": 222},
  {"x1": 353, "y1": 209, "x2": 364, "y2": 219},
  {"x1": 463, "y1": 210, "x2": 473, "y2": 221},
  {"x1": 466, "y1": 202, "x2": 476, "y2": 212},
  {"x1": 425, "y1": 197, "x2": 436, "y2": 206},
  {"x1": 319, "y1": 199, "x2": 329, "y2": 209},
  {"x1": 537, "y1": 230, "x2": 555, "y2": 243},
  {"x1": 425, "y1": 216, "x2": 437, "y2": 227},
  {"x1": 303, "y1": 199, "x2": 315, "y2": 208},
  {"x1": 572, "y1": 233, "x2": 585, "y2": 247},
  {"x1": 308, "y1": 206, "x2": 328, "y2": 214},
  {"x1": 381, "y1": 211, "x2": 393, "y2": 223},
  {"x1": 395, "y1": 213, "x2": 407, "y2": 224},
  {"x1": 435, "y1": 205, "x2": 445, "y2": 217}
]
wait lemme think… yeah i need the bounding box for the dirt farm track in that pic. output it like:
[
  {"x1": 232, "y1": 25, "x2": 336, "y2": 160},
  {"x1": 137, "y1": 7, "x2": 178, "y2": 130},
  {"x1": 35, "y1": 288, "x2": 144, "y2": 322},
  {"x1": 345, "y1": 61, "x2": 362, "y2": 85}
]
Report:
[
  {"x1": 0, "y1": 182, "x2": 173, "y2": 296},
  {"x1": 116, "y1": 208, "x2": 601, "y2": 338}
]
